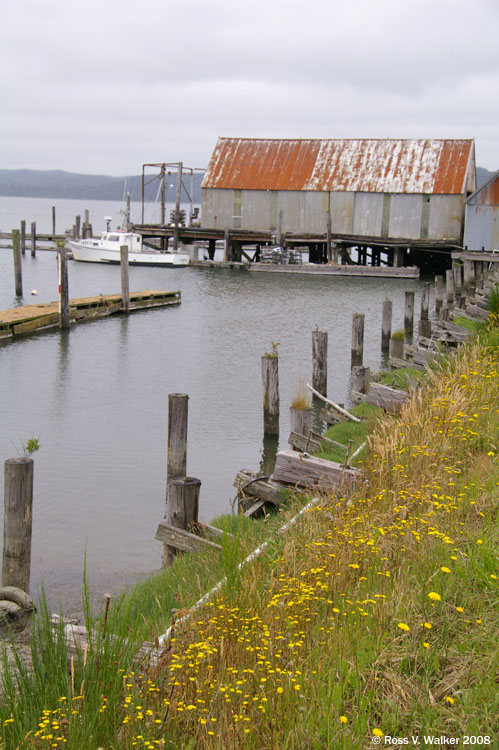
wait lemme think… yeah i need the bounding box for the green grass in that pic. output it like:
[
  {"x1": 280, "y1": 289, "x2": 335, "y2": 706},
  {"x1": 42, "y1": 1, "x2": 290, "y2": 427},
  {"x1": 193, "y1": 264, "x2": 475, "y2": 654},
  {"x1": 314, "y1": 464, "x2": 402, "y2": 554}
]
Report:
[{"x1": 316, "y1": 402, "x2": 381, "y2": 464}]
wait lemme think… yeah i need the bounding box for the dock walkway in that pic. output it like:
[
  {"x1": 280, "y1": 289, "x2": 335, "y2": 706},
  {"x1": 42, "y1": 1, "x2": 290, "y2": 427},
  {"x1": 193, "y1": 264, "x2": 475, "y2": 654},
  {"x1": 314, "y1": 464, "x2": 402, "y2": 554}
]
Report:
[{"x1": 0, "y1": 290, "x2": 180, "y2": 342}]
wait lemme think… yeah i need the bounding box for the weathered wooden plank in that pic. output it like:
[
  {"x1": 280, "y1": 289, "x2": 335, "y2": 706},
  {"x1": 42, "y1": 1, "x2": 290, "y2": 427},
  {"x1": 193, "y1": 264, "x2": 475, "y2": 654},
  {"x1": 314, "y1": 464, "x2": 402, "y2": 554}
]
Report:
[
  {"x1": 243, "y1": 499, "x2": 267, "y2": 518},
  {"x1": 366, "y1": 382, "x2": 407, "y2": 413},
  {"x1": 464, "y1": 303, "x2": 489, "y2": 320},
  {"x1": 271, "y1": 450, "x2": 359, "y2": 491},
  {"x1": 233, "y1": 471, "x2": 283, "y2": 504},
  {"x1": 288, "y1": 431, "x2": 348, "y2": 455},
  {"x1": 155, "y1": 522, "x2": 222, "y2": 553}
]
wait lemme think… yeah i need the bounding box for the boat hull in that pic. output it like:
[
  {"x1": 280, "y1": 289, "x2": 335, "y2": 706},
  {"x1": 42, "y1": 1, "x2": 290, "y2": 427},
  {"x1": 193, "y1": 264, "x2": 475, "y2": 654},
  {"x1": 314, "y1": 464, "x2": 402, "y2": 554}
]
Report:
[{"x1": 67, "y1": 241, "x2": 190, "y2": 267}]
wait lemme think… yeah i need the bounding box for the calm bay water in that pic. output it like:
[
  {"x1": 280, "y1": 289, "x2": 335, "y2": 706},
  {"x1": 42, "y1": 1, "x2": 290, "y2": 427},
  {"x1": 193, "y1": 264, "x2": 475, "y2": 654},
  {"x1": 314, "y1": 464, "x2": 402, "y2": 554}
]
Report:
[{"x1": 0, "y1": 197, "x2": 426, "y2": 615}]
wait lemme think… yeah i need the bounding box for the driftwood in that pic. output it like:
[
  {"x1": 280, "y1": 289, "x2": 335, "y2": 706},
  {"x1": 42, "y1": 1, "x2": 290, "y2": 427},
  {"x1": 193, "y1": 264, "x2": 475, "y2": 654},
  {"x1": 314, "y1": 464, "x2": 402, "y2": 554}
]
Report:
[
  {"x1": 306, "y1": 383, "x2": 361, "y2": 423},
  {"x1": 271, "y1": 450, "x2": 359, "y2": 492}
]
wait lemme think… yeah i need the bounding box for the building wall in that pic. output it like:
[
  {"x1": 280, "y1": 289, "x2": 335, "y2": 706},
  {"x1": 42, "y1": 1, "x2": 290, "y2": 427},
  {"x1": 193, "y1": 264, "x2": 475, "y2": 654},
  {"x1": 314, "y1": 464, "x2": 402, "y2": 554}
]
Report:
[
  {"x1": 201, "y1": 188, "x2": 465, "y2": 241},
  {"x1": 463, "y1": 174, "x2": 499, "y2": 251}
]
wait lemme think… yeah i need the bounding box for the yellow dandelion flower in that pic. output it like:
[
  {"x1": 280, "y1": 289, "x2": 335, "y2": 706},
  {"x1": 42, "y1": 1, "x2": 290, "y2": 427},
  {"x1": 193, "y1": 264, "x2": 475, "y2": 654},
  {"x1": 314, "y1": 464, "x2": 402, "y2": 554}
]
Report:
[
  {"x1": 373, "y1": 728, "x2": 384, "y2": 736},
  {"x1": 444, "y1": 696, "x2": 455, "y2": 705},
  {"x1": 277, "y1": 687, "x2": 283, "y2": 694},
  {"x1": 397, "y1": 622, "x2": 410, "y2": 631},
  {"x1": 440, "y1": 567, "x2": 451, "y2": 573},
  {"x1": 477, "y1": 539, "x2": 483, "y2": 545},
  {"x1": 428, "y1": 592, "x2": 441, "y2": 601},
  {"x1": 491, "y1": 574, "x2": 497, "y2": 580},
  {"x1": 456, "y1": 606, "x2": 464, "y2": 613},
  {"x1": 423, "y1": 642, "x2": 430, "y2": 648},
  {"x1": 339, "y1": 715, "x2": 348, "y2": 724}
]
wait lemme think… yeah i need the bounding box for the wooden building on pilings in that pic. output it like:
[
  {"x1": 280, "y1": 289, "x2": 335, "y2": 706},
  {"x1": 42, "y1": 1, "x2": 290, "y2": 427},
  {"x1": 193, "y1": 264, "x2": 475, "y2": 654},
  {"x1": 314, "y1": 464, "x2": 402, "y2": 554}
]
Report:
[{"x1": 198, "y1": 137, "x2": 476, "y2": 273}]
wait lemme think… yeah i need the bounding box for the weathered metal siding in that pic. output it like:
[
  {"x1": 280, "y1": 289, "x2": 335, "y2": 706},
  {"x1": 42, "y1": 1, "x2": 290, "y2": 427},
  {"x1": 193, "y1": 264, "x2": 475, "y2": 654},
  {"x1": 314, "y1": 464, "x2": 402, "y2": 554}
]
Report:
[
  {"x1": 428, "y1": 195, "x2": 463, "y2": 241},
  {"x1": 389, "y1": 195, "x2": 423, "y2": 239},
  {"x1": 201, "y1": 188, "x2": 234, "y2": 229},
  {"x1": 329, "y1": 193, "x2": 354, "y2": 234},
  {"x1": 240, "y1": 190, "x2": 272, "y2": 231},
  {"x1": 352, "y1": 193, "x2": 384, "y2": 236},
  {"x1": 464, "y1": 171, "x2": 499, "y2": 251}
]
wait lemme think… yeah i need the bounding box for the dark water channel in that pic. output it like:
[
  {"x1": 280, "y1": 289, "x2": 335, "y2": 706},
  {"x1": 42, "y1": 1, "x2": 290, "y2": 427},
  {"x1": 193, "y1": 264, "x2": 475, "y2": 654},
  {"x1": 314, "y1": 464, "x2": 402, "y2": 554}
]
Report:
[{"x1": 0, "y1": 248, "x2": 425, "y2": 614}]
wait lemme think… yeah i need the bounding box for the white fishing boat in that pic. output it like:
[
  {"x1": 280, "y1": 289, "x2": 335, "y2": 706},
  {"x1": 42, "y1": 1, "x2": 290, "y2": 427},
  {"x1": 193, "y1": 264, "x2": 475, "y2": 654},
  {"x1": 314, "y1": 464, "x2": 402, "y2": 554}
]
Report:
[
  {"x1": 66, "y1": 210, "x2": 190, "y2": 267},
  {"x1": 67, "y1": 231, "x2": 190, "y2": 267}
]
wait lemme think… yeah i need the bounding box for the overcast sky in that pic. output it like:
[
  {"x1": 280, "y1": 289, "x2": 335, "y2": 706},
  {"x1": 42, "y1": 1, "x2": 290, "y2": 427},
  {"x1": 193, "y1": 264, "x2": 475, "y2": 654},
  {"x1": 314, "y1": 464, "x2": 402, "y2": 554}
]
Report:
[{"x1": 1, "y1": 0, "x2": 498, "y2": 175}]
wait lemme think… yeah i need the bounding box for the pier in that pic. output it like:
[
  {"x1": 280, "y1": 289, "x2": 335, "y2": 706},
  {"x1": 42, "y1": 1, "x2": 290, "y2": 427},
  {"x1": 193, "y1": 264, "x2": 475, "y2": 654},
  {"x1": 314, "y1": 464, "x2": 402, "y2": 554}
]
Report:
[{"x1": 0, "y1": 290, "x2": 180, "y2": 341}]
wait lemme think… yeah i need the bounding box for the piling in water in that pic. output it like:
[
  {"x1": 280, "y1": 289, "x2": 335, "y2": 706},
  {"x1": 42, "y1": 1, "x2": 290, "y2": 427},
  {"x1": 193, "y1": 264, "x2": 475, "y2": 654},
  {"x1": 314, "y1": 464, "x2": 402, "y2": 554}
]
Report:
[
  {"x1": 262, "y1": 355, "x2": 279, "y2": 436},
  {"x1": 2, "y1": 458, "x2": 34, "y2": 593}
]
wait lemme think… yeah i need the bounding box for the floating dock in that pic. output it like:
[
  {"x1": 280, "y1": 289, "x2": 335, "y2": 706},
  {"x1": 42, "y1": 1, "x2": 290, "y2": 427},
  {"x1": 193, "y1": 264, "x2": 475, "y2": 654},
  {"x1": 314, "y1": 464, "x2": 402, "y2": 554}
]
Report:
[
  {"x1": 247, "y1": 263, "x2": 420, "y2": 278},
  {"x1": 0, "y1": 290, "x2": 180, "y2": 342}
]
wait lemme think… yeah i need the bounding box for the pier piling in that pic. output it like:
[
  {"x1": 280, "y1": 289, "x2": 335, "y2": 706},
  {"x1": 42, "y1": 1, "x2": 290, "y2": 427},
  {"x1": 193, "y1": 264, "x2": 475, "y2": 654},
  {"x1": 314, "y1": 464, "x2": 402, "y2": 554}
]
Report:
[
  {"x1": 20, "y1": 220, "x2": 26, "y2": 255},
  {"x1": 30, "y1": 222, "x2": 36, "y2": 257},
  {"x1": 120, "y1": 245, "x2": 130, "y2": 313},
  {"x1": 2, "y1": 458, "x2": 34, "y2": 593},
  {"x1": 381, "y1": 299, "x2": 392, "y2": 351},
  {"x1": 165, "y1": 476, "x2": 201, "y2": 565},
  {"x1": 312, "y1": 330, "x2": 328, "y2": 396},
  {"x1": 418, "y1": 282, "x2": 431, "y2": 338},
  {"x1": 12, "y1": 229, "x2": 22, "y2": 298},
  {"x1": 404, "y1": 291, "x2": 414, "y2": 337},
  {"x1": 58, "y1": 248, "x2": 70, "y2": 329},
  {"x1": 262, "y1": 355, "x2": 279, "y2": 436},
  {"x1": 351, "y1": 313, "x2": 365, "y2": 368}
]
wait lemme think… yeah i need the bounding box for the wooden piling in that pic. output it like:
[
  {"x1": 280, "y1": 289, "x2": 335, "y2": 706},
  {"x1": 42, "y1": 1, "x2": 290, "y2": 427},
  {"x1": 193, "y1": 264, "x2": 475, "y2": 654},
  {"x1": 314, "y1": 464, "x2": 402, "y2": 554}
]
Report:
[
  {"x1": 351, "y1": 313, "x2": 364, "y2": 368},
  {"x1": 446, "y1": 269, "x2": 455, "y2": 306},
  {"x1": 453, "y1": 265, "x2": 463, "y2": 307},
  {"x1": 120, "y1": 245, "x2": 130, "y2": 313},
  {"x1": 463, "y1": 260, "x2": 475, "y2": 297},
  {"x1": 20, "y1": 220, "x2": 26, "y2": 255},
  {"x1": 173, "y1": 161, "x2": 183, "y2": 253},
  {"x1": 435, "y1": 275, "x2": 444, "y2": 316},
  {"x1": 2, "y1": 458, "x2": 34, "y2": 593},
  {"x1": 75, "y1": 215, "x2": 81, "y2": 240},
  {"x1": 389, "y1": 334, "x2": 405, "y2": 360},
  {"x1": 262, "y1": 355, "x2": 279, "y2": 436},
  {"x1": 167, "y1": 394, "x2": 189, "y2": 480},
  {"x1": 418, "y1": 282, "x2": 432, "y2": 338},
  {"x1": 351, "y1": 365, "x2": 370, "y2": 395},
  {"x1": 30, "y1": 222, "x2": 36, "y2": 257},
  {"x1": 381, "y1": 299, "x2": 392, "y2": 351},
  {"x1": 276, "y1": 209, "x2": 283, "y2": 247},
  {"x1": 312, "y1": 330, "x2": 328, "y2": 396},
  {"x1": 224, "y1": 228, "x2": 230, "y2": 262},
  {"x1": 58, "y1": 248, "x2": 70, "y2": 329},
  {"x1": 164, "y1": 476, "x2": 201, "y2": 565},
  {"x1": 52, "y1": 206, "x2": 56, "y2": 236},
  {"x1": 404, "y1": 291, "x2": 414, "y2": 336},
  {"x1": 289, "y1": 407, "x2": 312, "y2": 448},
  {"x1": 326, "y1": 212, "x2": 332, "y2": 262},
  {"x1": 12, "y1": 229, "x2": 22, "y2": 298}
]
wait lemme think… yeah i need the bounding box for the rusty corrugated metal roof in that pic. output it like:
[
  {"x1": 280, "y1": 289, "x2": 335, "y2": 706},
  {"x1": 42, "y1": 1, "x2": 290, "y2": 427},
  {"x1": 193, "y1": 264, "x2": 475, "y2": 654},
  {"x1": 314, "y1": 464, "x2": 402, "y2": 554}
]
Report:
[{"x1": 202, "y1": 138, "x2": 475, "y2": 194}]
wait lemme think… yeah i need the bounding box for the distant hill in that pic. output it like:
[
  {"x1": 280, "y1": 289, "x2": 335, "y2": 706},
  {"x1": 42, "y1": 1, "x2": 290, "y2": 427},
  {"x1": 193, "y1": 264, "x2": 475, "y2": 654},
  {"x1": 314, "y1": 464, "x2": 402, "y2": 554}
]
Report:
[
  {"x1": 0, "y1": 169, "x2": 204, "y2": 203},
  {"x1": 476, "y1": 166, "x2": 496, "y2": 187},
  {"x1": 0, "y1": 166, "x2": 495, "y2": 201}
]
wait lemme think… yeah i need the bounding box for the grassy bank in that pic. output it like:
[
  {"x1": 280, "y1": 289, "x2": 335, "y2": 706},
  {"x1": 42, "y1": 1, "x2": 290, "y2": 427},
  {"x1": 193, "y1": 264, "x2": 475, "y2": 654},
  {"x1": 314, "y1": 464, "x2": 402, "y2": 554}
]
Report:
[{"x1": 1, "y1": 325, "x2": 498, "y2": 748}]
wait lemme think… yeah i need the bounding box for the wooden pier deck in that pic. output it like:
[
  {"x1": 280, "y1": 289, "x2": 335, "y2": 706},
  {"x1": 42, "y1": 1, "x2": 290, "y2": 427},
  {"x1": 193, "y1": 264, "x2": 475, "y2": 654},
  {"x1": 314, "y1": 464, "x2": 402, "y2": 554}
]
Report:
[{"x1": 0, "y1": 290, "x2": 180, "y2": 342}]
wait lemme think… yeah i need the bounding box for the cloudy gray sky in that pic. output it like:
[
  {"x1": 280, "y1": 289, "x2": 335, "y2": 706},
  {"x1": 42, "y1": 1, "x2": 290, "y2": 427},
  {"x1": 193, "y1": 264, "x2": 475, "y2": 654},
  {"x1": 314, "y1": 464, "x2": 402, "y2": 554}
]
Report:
[{"x1": 1, "y1": 0, "x2": 498, "y2": 175}]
